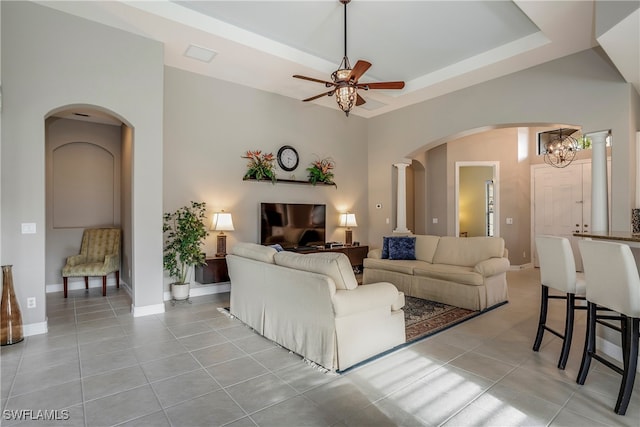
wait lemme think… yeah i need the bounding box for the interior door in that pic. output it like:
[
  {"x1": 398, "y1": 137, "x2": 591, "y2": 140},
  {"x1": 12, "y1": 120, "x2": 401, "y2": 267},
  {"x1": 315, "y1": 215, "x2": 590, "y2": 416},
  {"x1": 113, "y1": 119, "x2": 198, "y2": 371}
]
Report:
[{"x1": 533, "y1": 163, "x2": 587, "y2": 270}]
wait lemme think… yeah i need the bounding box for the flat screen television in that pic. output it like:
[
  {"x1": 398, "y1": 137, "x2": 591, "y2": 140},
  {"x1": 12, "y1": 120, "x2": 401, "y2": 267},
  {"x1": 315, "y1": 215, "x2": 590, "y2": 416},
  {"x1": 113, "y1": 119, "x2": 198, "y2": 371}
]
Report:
[{"x1": 260, "y1": 203, "x2": 326, "y2": 249}]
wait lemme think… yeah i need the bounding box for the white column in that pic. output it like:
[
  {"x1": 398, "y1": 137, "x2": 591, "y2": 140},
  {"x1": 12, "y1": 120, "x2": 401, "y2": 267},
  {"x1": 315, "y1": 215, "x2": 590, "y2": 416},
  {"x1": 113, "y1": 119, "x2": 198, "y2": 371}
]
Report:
[
  {"x1": 591, "y1": 132, "x2": 609, "y2": 233},
  {"x1": 393, "y1": 163, "x2": 411, "y2": 234}
]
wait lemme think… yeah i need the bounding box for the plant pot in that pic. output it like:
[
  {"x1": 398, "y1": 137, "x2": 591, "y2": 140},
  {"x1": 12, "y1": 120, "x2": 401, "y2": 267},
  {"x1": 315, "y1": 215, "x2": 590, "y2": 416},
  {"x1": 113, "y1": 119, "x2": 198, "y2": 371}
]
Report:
[{"x1": 171, "y1": 282, "x2": 190, "y2": 300}]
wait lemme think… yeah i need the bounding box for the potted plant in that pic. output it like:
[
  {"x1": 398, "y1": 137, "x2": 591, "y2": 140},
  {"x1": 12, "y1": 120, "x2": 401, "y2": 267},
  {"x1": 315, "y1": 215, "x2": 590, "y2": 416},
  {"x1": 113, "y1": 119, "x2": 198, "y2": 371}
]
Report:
[
  {"x1": 163, "y1": 201, "x2": 209, "y2": 300},
  {"x1": 242, "y1": 150, "x2": 277, "y2": 183},
  {"x1": 307, "y1": 157, "x2": 336, "y2": 186}
]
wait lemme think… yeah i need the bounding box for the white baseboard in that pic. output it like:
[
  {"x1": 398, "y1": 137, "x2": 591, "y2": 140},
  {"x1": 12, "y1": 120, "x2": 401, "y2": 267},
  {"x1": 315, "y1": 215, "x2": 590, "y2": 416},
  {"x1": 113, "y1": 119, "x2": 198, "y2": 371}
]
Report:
[
  {"x1": 163, "y1": 282, "x2": 231, "y2": 301},
  {"x1": 510, "y1": 263, "x2": 533, "y2": 270},
  {"x1": 596, "y1": 336, "x2": 640, "y2": 373},
  {"x1": 132, "y1": 303, "x2": 165, "y2": 317},
  {"x1": 23, "y1": 321, "x2": 48, "y2": 337},
  {"x1": 46, "y1": 277, "x2": 121, "y2": 293}
]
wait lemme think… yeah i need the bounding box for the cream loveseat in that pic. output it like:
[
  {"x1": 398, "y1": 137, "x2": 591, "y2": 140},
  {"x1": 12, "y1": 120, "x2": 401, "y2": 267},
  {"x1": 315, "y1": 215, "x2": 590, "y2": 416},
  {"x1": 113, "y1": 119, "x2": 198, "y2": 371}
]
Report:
[
  {"x1": 363, "y1": 235, "x2": 509, "y2": 311},
  {"x1": 226, "y1": 242, "x2": 406, "y2": 372}
]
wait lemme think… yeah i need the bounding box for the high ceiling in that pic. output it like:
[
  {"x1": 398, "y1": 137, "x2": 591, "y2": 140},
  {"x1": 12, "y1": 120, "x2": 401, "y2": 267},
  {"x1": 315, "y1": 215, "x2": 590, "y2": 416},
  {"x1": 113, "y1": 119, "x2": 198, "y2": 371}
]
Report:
[{"x1": 40, "y1": 1, "x2": 638, "y2": 119}]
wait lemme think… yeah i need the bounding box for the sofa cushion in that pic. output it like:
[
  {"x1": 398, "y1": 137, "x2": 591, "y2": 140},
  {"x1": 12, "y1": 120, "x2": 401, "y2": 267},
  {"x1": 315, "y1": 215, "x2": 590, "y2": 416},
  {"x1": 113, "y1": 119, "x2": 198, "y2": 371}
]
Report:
[
  {"x1": 230, "y1": 242, "x2": 277, "y2": 264},
  {"x1": 388, "y1": 236, "x2": 416, "y2": 260},
  {"x1": 364, "y1": 258, "x2": 431, "y2": 275},
  {"x1": 414, "y1": 263, "x2": 484, "y2": 286},
  {"x1": 432, "y1": 236, "x2": 505, "y2": 267},
  {"x1": 414, "y1": 235, "x2": 441, "y2": 263},
  {"x1": 274, "y1": 251, "x2": 358, "y2": 290}
]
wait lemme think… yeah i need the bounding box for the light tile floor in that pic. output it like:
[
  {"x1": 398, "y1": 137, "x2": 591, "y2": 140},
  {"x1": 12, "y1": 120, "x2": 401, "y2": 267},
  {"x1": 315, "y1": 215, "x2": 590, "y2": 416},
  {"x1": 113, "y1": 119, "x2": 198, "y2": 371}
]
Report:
[{"x1": 1, "y1": 268, "x2": 639, "y2": 426}]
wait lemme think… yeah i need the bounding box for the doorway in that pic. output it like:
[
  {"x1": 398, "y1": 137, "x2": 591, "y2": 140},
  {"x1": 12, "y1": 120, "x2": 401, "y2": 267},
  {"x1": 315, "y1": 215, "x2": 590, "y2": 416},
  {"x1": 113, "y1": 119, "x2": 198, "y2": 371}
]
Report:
[
  {"x1": 455, "y1": 161, "x2": 500, "y2": 238},
  {"x1": 45, "y1": 106, "x2": 133, "y2": 303}
]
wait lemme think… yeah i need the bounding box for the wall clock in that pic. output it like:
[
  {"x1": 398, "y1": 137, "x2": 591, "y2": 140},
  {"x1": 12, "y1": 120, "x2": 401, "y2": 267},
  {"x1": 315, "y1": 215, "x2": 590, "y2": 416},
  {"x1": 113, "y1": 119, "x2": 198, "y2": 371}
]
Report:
[{"x1": 277, "y1": 145, "x2": 299, "y2": 172}]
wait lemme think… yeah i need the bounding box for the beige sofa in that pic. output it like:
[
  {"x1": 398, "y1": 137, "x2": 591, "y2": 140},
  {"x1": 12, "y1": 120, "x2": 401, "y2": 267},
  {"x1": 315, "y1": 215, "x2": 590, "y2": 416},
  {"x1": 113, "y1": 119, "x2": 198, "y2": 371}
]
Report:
[
  {"x1": 226, "y1": 242, "x2": 406, "y2": 372},
  {"x1": 363, "y1": 235, "x2": 509, "y2": 311}
]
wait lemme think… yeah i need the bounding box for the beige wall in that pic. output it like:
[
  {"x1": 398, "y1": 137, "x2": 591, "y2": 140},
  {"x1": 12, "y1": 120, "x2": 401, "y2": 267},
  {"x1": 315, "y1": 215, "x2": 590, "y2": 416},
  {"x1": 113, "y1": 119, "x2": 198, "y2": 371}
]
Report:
[
  {"x1": 162, "y1": 67, "x2": 369, "y2": 291},
  {"x1": 425, "y1": 144, "x2": 448, "y2": 236},
  {"x1": 1, "y1": 1, "x2": 164, "y2": 326},
  {"x1": 121, "y1": 125, "x2": 133, "y2": 288}
]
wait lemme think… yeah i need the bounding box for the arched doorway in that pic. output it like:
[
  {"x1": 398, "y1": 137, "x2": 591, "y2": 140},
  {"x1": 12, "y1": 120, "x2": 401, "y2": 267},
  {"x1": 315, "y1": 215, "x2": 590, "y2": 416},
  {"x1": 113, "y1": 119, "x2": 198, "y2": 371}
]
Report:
[
  {"x1": 408, "y1": 124, "x2": 595, "y2": 267},
  {"x1": 44, "y1": 105, "x2": 134, "y2": 309}
]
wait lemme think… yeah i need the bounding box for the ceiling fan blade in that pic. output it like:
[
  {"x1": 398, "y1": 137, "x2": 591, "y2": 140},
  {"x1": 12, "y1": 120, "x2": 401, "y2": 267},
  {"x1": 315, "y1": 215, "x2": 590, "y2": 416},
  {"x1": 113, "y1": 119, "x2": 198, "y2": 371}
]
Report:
[
  {"x1": 355, "y1": 94, "x2": 366, "y2": 106},
  {"x1": 358, "y1": 81, "x2": 405, "y2": 90},
  {"x1": 293, "y1": 75, "x2": 335, "y2": 87},
  {"x1": 303, "y1": 90, "x2": 334, "y2": 102},
  {"x1": 348, "y1": 60, "x2": 372, "y2": 82}
]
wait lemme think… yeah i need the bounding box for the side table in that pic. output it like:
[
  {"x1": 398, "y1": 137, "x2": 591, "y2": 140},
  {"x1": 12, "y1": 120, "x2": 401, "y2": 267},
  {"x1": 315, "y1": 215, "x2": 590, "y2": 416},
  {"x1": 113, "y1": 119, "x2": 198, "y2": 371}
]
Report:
[{"x1": 195, "y1": 257, "x2": 229, "y2": 284}]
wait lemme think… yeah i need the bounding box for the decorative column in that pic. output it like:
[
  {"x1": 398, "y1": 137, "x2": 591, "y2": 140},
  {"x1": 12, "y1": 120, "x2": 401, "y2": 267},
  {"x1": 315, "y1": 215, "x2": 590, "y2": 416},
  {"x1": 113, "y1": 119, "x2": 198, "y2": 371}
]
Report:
[
  {"x1": 591, "y1": 132, "x2": 609, "y2": 233},
  {"x1": 393, "y1": 163, "x2": 411, "y2": 234}
]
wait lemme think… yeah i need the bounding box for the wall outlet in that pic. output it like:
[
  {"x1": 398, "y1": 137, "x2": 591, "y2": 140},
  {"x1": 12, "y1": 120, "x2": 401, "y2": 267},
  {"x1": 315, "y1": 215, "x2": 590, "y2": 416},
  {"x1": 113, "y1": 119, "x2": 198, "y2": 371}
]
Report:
[
  {"x1": 385, "y1": 218, "x2": 390, "y2": 224},
  {"x1": 522, "y1": 251, "x2": 526, "y2": 259},
  {"x1": 432, "y1": 218, "x2": 438, "y2": 224},
  {"x1": 506, "y1": 217, "x2": 513, "y2": 225},
  {"x1": 27, "y1": 297, "x2": 36, "y2": 308}
]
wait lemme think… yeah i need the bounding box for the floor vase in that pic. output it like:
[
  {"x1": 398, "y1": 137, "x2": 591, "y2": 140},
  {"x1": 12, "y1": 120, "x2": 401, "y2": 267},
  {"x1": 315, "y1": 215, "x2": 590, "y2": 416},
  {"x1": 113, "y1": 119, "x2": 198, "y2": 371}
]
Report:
[{"x1": 1, "y1": 265, "x2": 24, "y2": 345}]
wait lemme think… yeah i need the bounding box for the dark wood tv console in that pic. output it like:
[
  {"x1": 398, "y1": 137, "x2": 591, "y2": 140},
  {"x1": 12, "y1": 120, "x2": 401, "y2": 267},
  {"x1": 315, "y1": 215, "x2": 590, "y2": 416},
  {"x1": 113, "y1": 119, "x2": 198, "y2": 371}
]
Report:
[{"x1": 292, "y1": 245, "x2": 369, "y2": 271}]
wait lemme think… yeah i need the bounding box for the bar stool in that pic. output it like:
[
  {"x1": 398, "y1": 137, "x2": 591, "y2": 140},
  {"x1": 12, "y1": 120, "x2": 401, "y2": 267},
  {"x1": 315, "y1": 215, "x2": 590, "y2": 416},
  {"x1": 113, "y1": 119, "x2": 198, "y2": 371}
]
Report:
[
  {"x1": 577, "y1": 239, "x2": 640, "y2": 415},
  {"x1": 533, "y1": 235, "x2": 586, "y2": 369}
]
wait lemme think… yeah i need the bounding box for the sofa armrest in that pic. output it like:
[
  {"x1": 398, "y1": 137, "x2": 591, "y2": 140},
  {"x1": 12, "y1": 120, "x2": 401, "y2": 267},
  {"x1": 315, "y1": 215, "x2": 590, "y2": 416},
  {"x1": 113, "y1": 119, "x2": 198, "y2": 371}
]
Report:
[
  {"x1": 333, "y1": 282, "x2": 402, "y2": 317},
  {"x1": 474, "y1": 257, "x2": 510, "y2": 277},
  {"x1": 65, "y1": 254, "x2": 86, "y2": 267},
  {"x1": 367, "y1": 248, "x2": 382, "y2": 259}
]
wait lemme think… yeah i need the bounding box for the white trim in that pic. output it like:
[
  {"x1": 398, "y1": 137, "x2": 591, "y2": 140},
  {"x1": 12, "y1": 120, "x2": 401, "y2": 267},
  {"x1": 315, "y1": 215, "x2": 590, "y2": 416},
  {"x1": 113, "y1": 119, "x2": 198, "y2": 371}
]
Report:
[
  {"x1": 46, "y1": 277, "x2": 122, "y2": 293},
  {"x1": 132, "y1": 303, "x2": 165, "y2": 317},
  {"x1": 510, "y1": 263, "x2": 533, "y2": 270},
  {"x1": 162, "y1": 282, "x2": 231, "y2": 301},
  {"x1": 23, "y1": 321, "x2": 48, "y2": 337},
  {"x1": 596, "y1": 337, "x2": 640, "y2": 374}
]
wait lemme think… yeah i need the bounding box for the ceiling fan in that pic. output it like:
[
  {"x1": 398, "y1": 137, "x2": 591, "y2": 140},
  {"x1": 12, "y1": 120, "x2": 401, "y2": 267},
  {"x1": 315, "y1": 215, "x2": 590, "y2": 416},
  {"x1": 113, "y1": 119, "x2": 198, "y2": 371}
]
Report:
[{"x1": 293, "y1": 0, "x2": 405, "y2": 117}]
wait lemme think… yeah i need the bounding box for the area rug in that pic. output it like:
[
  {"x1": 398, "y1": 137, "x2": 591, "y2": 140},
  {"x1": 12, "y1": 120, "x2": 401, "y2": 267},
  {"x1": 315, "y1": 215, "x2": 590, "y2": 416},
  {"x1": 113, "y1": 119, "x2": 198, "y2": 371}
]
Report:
[{"x1": 403, "y1": 295, "x2": 478, "y2": 343}]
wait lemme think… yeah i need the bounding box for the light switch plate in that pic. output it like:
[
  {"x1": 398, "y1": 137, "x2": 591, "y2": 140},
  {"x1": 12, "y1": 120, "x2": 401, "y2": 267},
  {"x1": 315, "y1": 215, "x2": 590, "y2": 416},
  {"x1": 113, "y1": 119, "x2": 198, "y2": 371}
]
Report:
[{"x1": 21, "y1": 223, "x2": 36, "y2": 234}]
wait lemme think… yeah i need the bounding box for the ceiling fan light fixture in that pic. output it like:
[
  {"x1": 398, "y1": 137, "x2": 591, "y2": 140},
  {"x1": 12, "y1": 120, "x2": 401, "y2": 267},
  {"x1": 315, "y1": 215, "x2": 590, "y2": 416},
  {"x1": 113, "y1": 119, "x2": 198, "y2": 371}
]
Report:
[
  {"x1": 333, "y1": 68, "x2": 351, "y2": 82},
  {"x1": 292, "y1": 0, "x2": 404, "y2": 116},
  {"x1": 336, "y1": 84, "x2": 357, "y2": 116}
]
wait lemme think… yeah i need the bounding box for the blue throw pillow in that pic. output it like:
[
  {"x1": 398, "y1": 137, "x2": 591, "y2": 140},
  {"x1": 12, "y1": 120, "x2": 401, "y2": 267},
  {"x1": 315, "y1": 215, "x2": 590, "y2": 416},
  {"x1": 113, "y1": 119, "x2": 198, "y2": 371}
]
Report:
[
  {"x1": 381, "y1": 236, "x2": 391, "y2": 259},
  {"x1": 388, "y1": 236, "x2": 416, "y2": 260},
  {"x1": 268, "y1": 244, "x2": 284, "y2": 252}
]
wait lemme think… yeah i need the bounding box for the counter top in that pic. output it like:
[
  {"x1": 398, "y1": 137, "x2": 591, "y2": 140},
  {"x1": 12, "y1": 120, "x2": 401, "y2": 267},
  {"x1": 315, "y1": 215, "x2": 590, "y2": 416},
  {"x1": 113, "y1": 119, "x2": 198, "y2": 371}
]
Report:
[{"x1": 573, "y1": 232, "x2": 640, "y2": 243}]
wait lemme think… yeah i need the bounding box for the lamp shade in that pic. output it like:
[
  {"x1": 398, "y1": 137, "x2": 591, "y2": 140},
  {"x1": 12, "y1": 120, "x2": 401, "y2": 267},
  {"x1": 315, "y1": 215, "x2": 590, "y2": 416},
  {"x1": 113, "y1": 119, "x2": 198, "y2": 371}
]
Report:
[
  {"x1": 211, "y1": 212, "x2": 235, "y2": 232},
  {"x1": 339, "y1": 213, "x2": 358, "y2": 228}
]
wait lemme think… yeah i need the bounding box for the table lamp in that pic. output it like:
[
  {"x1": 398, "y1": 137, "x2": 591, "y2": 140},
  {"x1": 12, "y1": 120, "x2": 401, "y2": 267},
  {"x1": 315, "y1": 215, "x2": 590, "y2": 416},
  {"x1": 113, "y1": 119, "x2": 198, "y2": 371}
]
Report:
[
  {"x1": 211, "y1": 211, "x2": 234, "y2": 257},
  {"x1": 339, "y1": 212, "x2": 357, "y2": 246}
]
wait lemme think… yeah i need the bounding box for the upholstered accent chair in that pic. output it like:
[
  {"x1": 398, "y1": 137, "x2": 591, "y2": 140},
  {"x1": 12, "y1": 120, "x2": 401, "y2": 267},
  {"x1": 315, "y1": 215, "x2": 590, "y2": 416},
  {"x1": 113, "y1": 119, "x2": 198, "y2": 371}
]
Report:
[{"x1": 62, "y1": 228, "x2": 121, "y2": 298}]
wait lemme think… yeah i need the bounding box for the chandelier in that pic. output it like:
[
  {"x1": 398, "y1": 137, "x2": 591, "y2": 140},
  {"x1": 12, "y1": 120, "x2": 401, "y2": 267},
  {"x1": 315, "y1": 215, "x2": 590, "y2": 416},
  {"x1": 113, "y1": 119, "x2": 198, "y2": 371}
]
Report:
[{"x1": 543, "y1": 129, "x2": 581, "y2": 168}]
